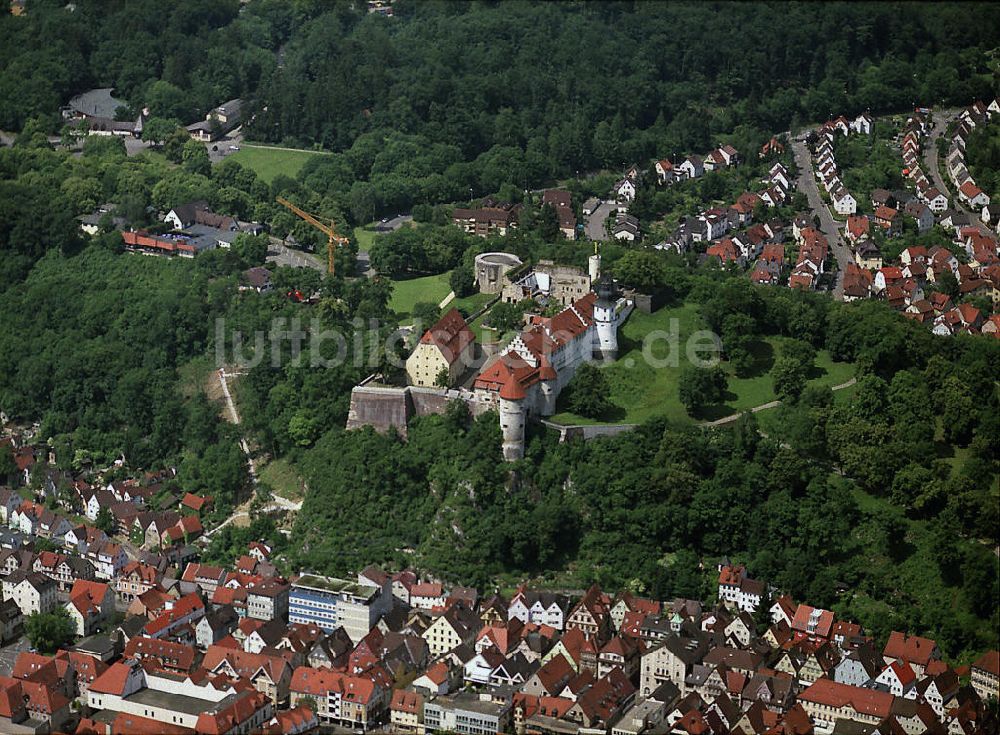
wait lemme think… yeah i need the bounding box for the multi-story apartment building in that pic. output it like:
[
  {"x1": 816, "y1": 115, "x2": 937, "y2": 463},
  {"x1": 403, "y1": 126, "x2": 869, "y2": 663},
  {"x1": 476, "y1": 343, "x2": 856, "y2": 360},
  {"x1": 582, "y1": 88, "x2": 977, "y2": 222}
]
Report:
[{"x1": 289, "y1": 574, "x2": 389, "y2": 643}]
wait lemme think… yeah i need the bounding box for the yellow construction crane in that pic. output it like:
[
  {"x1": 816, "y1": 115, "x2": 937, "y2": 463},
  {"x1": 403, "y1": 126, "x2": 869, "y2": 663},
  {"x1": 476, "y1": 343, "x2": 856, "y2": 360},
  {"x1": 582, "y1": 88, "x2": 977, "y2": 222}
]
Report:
[{"x1": 276, "y1": 196, "x2": 350, "y2": 276}]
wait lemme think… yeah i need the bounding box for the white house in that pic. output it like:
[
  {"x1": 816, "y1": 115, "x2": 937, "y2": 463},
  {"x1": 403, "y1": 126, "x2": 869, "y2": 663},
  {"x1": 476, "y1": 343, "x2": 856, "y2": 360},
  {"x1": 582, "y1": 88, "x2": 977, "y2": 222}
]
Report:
[
  {"x1": 922, "y1": 187, "x2": 948, "y2": 212},
  {"x1": 654, "y1": 160, "x2": 675, "y2": 185},
  {"x1": 851, "y1": 113, "x2": 873, "y2": 135},
  {"x1": 959, "y1": 181, "x2": 990, "y2": 209},
  {"x1": 832, "y1": 189, "x2": 857, "y2": 215},
  {"x1": 508, "y1": 591, "x2": 569, "y2": 631},
  {"x1": 678, "y1": 155, "x2": 704, "y2": 180},
  {"x1": 874, "y1": 661, "x2": 918, "y2": 699},
  {"x1": 3, "y1": 572, "x2": 57, "y2": 616},
  {"x1": 614, "y1": 178, "x2": 636, "y2": 203},
  {"x1": 65, "y1": 580, "x2": 115, "y2": 636},
  {"x1": 409, "y1": 582, "x2": 446, "y2": 611}
]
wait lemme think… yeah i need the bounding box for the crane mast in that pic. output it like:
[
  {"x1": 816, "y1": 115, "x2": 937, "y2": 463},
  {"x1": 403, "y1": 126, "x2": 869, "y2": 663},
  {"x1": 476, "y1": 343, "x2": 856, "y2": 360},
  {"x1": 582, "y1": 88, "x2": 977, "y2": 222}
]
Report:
[{"x1": 276, "y1": 196, "x2": 350, "y2": 276}]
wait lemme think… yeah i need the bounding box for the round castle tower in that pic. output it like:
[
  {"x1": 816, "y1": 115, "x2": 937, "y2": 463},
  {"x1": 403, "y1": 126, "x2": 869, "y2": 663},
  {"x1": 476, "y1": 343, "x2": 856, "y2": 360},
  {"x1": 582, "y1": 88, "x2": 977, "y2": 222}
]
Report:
[
  {"x1": 588, "y1": 250, "x2": 602, "y2": 284},
  {"x1": 593, "y1": 276, "x2": 619, "y2": 361},
  {"x1": 538, "y1": 355, "x2": 558, "y2": 416},
  {"x1": 498, "y1": 379, "x2": 526, "y2": 461}
]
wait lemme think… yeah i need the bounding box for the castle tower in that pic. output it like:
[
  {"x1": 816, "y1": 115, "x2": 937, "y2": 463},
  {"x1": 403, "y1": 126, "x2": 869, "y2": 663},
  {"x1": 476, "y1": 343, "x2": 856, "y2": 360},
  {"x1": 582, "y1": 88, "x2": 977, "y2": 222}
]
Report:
[
  {"x1": 538, "y1": 355, "x2": 558, "y2": 415},
  {"x1": 498, "y1": 380, "x2": 526, "y2": 461},
  {"x1": 588, "y1": 242, "x2": 602, "y2": 283},
  {"x1": 593, "y1": 276, "x2": 619, "y2": 361}
]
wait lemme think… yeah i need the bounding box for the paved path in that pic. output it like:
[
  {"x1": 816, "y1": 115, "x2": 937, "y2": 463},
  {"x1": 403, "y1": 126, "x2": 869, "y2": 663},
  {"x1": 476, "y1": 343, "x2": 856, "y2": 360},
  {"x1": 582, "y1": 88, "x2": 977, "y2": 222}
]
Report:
[
  {"x1": 203, "y1": 369, "x2": 303, "y2": 540},
  {"x1": 218, "y1": 369, "x2": 258, "y2": 488},
  {"x1": 790, "y1": 138, "x2": 852, "y2": 300},
  {"x1": 584, "y1": 200, "x2": 615, "y2": 241},
  {"x1": 700, "y1": 377, "x2": 857, "y2": 428}
]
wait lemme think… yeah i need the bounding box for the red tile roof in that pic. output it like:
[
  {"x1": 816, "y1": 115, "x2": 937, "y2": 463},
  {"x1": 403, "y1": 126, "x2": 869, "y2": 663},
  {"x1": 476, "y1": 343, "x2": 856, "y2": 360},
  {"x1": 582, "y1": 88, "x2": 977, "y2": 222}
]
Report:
[
  {"x1": 419, "y1": 308, "x2": 475, "y2": 366},
  {"x1": 883, "y1": 631, "x2": 938, "y2": 666},
  {"x1": 800, "y1": 678, "x2": 893, "y2": 718}
]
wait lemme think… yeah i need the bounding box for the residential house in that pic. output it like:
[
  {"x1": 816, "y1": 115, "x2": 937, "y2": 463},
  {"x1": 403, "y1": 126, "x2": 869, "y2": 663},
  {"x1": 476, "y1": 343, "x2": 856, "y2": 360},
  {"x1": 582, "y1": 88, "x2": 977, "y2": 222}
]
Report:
[
  {"x1": 717, "y1": 564, "x2": 764, "y2": 613},
  {"x1": 423, "y1": 603, "x2": 482, "y2": 657},
  {"x1": 203, "y1": 645, "x2": 293, "y2": 706},
  {"x1": 970, "y1": 650, "x2": 999, "y2": 703},
  {"x1": 405, "y1": 309, "x2": 476, "y2": 388},
  {"x1": 882, "y1": 631, "x2": 940, "y2": 677},
  {"x1": 832, "y1": 189, "x2": 857, "y2": 215},
  {"x1": 65, "y1": 580, "x2": 114, "y2": 636},
  {"x1": 799, "y1": 679, "x2": 893, "y2": 730},
  {"x1": 508, "y1": 589, "x2": 570, "y2": 631},
  {"x1": 959, "y1": 181, "x2": 990, "y2": 208},
  {"x1": 3, "y1": 571, "x2": 57, "y2": 615}
]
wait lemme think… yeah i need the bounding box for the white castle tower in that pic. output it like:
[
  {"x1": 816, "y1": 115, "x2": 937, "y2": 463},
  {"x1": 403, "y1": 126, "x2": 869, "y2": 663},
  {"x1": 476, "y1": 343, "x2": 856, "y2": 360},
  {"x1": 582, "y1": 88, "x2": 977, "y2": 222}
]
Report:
[
  {"x1": 498, "y1": 380, "x2": 527, "y2": 461},
  {"x1": 593, "y1": 276, "x2": 619, "y2": 360},
  {"x1": 588, "y1": 242, "x2": 602, "y2": 284}
]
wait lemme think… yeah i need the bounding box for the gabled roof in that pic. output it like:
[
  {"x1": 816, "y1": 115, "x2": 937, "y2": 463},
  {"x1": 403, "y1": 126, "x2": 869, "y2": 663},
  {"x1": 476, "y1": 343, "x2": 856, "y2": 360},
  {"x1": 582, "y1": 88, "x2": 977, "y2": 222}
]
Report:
[
  {"x1": 418, "y1": 308, "x2": 475, "y2": 365},
  {"x1": 883, "y1": 631, "x2": 938, "y2": 666}
]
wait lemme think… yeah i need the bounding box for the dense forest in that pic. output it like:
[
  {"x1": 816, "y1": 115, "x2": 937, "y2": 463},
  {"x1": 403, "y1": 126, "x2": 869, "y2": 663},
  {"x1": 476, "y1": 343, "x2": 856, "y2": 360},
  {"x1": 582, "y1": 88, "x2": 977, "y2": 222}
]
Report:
[
  {"x1": 3, "y1": 1, "x2": 999, "y2": 227},
  {"x1": 285, "y1": 274, "x2": 999, "y2": 661}
]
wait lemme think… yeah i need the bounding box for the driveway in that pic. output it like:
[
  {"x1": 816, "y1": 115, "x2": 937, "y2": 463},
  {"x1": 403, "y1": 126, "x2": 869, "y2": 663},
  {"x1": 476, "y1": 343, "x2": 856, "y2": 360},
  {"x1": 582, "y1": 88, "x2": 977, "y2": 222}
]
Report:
[
  {"x1": 790, "y1": 138, "x2": 852, "y2": 300},
  {"x1": 584, "y1": 200, "x2": 616, "y2": 241}
]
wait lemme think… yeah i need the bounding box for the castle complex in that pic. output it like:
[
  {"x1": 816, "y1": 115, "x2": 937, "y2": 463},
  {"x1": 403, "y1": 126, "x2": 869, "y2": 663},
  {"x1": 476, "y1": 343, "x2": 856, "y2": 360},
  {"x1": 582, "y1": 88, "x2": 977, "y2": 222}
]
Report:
[
  {"x1": 348, "y1": 253, "x2": 631, "y2": 460},
  {"x1": 473, "y1": 277, "x2": 624, "y2": 459}
]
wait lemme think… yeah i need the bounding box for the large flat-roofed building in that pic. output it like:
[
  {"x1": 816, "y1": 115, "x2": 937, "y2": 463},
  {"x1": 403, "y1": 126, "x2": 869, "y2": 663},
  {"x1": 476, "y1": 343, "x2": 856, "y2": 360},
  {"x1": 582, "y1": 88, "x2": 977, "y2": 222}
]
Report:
[
  {"x1": 423, "y1": 691, "x2": 511, "y2": 735},
  {"x1": 289, "y1": 574, "x2": 390, "y2": 643},
  {"x1": 87, "y1": 659, "x2": 272, "y2": 732}
]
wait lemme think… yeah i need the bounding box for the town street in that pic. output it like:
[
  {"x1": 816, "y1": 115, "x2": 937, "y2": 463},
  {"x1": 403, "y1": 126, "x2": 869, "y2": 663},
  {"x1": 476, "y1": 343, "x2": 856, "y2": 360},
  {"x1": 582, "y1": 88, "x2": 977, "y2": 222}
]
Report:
[
  {"x1": 924, "y1": 108, "x2": 959, "y2": 200},
  {"x1": 790, "y1": 137, "x2": 852, "y2": 300}
]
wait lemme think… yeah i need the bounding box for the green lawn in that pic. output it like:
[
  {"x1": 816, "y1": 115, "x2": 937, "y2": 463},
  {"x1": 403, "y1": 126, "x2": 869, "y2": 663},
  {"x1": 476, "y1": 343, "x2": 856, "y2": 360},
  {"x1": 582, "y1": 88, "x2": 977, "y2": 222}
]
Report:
[
  {"x1": 389, "y1": 272, "x2": 452, "y2": 318},
  {"x1": 259, "y1": 457, "x2": 306, "y2": 501},
  {"x1": 550, "y1": 302, "x2": 857, "y2": 426},
  {"x1": 353, "y1": 225, "x2": 377, "y2": 251},
  {"x1": 451, "y1": 292, "x2": 494, "y2": 316},
  {"x1": 226, "y1": 145, "x2": 325, "y2": 183}
]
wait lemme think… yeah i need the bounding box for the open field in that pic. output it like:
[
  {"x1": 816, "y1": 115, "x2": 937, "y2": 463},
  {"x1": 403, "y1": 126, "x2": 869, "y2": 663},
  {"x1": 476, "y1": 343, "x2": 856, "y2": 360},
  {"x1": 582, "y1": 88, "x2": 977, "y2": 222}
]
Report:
[
  {"x1": 352, "y1": 226, "x2": 377, "y2": 251},
  {"x1": 259, "y1": 457, "x2": 306, "y2": 501},
  {"x1": 388, "y1": 272, "x2": 452, "y2": 318},
  {"x1": 227, "y1": 145, "x2": 324, "y2": 183},
  {"x1": 451, "y1": 292, "x2": 494, "y2": 315},
  {"x1": 550, "y1": 302, "x2": 856, "y2": 425}
]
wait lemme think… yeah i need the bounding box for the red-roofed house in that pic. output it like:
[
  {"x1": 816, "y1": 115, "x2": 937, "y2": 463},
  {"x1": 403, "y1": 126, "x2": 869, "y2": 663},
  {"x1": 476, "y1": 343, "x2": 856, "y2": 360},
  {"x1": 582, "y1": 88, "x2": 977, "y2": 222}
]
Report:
[
  {"x1": 882, "y1": 631, "x2": 941, "y2": 676},
  {"x1": 123, "y1": 636, "x2": 197, "y2": 674},
  {"x1": 846, "y1": 215, "x2": 870, "y2": 243},
  {"x1": 405, "y1": 308, "x2": 476, "y2": 387},
  {"x1": 971, "y1": 650, "x2": 999, "y2": 702},
  {"x1": 203, "y1": 645, "x2": 292, "y2": 705},
  {"x1": 66, "y1": 579, "x2": 114, "y2": 636},
  {"x1": 390, "y1": 689, "x2": 422, "y2": 733},
  {"x1": 0, "y1": 675, "x2": 72, "y2": 731},
  {"x1": 290, "y1": 667, "x2": 385, "y2": 728},
  {"x1": 143, "y1": 593, "x2": 205, "y2": 639},
  {"x1": 959, "y1": 181, "x2": 990, "y2": 208},
  {"x1": 799, "y1": 679, "x2": 893, "y2": 729},
  {"x1": 790, "y1": 605, "x2": 835, "y2": 640},
  {"x1": 409, "y1": 582, "x2": 446, "y2": 610},
  {"x1": 181, "y1": 493, "x2": 211, "y2": 513}
]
